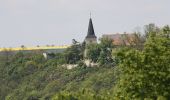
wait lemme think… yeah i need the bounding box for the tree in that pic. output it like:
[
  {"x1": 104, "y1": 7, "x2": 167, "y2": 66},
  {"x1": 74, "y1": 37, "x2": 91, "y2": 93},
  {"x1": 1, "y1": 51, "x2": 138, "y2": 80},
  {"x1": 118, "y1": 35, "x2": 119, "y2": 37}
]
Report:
[
  {"x1": 98, "y1": 37, "x2": 114, "y2": 65},
  {"x1": 125, "y1": 33, "x2": 145, "y2": 49},
  {"x1": 113, "y1": 25, "x2": 170, "y2": 99},
  {"x1": 64, "y1": 40, "x2": 85, "y2": 64},
  {"x1": 86, "y1": 37, "x2": 114, "y2": 65},
  {"x1": 21, "y1": 45, "x2": 26, "y2": 50},
  {"x1": 86, "y1": 44, "x2": 101, "y2": 62},
  {"x1": 144, "y1": 23, "x2": 160, "y2": 39}
]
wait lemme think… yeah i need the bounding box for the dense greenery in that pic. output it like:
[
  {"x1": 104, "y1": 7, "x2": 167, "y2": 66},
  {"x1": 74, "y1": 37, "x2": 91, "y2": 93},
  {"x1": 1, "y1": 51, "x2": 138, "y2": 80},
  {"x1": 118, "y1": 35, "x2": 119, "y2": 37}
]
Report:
[
  {"x1": 113, "y1": 25, "x2": 170, "y2": 99},
  {"x1": 0, "y1": 24, "x2": 170, "y2": 100},
  {"x1": 0, "y1": 51, "x2": 115, "y2": 100},
  {"x1": 86, "y1": 37, "x2": 114, "y2": 65}
]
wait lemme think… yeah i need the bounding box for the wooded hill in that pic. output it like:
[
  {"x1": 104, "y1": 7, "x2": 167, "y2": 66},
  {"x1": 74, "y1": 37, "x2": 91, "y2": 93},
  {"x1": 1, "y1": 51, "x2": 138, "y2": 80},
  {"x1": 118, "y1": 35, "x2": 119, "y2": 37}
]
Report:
[{"x1": 0, "y1": 24, "x2": 170, "y2": 100}]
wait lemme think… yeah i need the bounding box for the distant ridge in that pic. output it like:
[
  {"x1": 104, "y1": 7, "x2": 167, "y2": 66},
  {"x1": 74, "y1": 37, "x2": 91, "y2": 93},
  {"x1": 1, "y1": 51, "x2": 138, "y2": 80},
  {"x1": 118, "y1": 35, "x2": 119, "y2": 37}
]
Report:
[{"x1": 0, "y1": 45, "x2": 70, "y2": 52}]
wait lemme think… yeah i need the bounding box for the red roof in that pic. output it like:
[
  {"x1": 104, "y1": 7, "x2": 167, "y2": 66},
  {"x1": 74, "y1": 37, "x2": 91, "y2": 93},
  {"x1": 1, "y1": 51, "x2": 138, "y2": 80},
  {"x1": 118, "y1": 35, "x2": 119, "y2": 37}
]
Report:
[{"x1": 102, "y1": 33, "x2": 135, "y2": 45}]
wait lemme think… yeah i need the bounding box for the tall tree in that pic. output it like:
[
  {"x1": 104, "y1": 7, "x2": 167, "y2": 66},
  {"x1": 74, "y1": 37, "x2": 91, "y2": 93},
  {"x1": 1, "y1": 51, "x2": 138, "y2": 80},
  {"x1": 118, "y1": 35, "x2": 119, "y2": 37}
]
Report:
[
  {"x1": 64, "y1": 40, "x2": 85, "y2": 64},
  {"x1": 86, "y1": 44, "x2": 101, "y2": 62},
  {"x1": 98, "y1": 38, "x2": 114, "y2": 65},
  {"x1": 114, "y1": 25, "x2": 170, "y2": 99}
]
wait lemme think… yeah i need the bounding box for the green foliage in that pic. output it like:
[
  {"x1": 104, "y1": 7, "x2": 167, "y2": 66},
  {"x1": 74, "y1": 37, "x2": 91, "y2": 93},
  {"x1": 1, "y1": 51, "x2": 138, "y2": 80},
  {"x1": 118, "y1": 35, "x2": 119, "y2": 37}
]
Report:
[
  {"x1": 86, "y1": 44, "x2": 101, "y2": 62},
  {"x1": 114, "y1": 25, "x2": 170, "y2": 99},
  {"x1": 98, "y1": 37, "x2": 114, "y2": 65},
  {"x1": 52, "y1": 89, "x2": 105, "y2": 100},
  {"x1": 144, "y1": 23, "x2": 160, "y2": 38},
  {"x1": 52, "y1": 92, "x2": 78, "y2": 100},
  {"x1": 64, "y1": 44, "x2": 84, "y2": 64},
  {"x1": 86, "y1": 37, "x2": 114, "y2": 65},
  {"x1": 55, "y1": 53, "x2": 66, "y2": 64},
  {"x1": 23, "y1": 61, "x2": 38, "y2": 75},
  {"x1": 0, "y1": 24, "x2": 170, "y2": 100},
  {"x1": 99, "y1": 37, "x2": 113, "y2": 49},
  {"x1": 0, "y1": 50, "x2": 116, "y2": 100}
]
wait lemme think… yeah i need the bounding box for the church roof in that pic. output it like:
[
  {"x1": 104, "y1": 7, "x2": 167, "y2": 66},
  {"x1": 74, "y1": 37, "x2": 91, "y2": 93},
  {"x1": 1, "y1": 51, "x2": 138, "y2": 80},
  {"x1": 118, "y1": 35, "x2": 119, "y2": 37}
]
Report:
[{"x1": 86, "y1": 18, "x2": 97, "y2": 38}]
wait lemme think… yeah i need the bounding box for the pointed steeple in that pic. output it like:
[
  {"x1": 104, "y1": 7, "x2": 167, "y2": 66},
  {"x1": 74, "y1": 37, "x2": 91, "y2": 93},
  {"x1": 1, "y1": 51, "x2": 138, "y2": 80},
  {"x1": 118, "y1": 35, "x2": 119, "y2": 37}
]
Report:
[
  {"x1": 84, "y1": 16, "x2": 97, "y2": 58},
  {"x1": 86, "y1": 18, "x2": 97, "y2": 39}
]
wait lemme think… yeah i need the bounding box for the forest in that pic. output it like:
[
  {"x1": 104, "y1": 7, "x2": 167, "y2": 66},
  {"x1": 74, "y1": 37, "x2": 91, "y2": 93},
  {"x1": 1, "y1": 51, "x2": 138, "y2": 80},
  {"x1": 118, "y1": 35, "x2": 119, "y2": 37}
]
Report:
[{"x1": 0, "y1": 24, "x2": 170, "y2": 100}]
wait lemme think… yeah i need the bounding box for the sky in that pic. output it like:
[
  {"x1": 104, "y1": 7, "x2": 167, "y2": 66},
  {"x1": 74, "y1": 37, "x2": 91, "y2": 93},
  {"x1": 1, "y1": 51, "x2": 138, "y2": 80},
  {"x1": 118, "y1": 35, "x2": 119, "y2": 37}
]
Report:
[{"x1": 0, "y1": 0, "x2": 170, "y2": 47}]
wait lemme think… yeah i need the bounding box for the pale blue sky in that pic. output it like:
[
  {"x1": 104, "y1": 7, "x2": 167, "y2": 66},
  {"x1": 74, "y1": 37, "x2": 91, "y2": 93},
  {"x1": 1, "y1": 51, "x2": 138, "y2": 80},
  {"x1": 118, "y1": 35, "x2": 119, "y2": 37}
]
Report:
[{"x1": 0, "y1": 0, "x2": 170, "y2": 47}]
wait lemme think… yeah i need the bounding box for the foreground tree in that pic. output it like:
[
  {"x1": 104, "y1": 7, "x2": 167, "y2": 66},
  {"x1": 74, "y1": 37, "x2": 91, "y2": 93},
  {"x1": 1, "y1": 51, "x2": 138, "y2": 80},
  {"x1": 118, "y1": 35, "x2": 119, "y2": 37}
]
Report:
[
  {"x1": 114, "y1": 25, "x2": 170, "y2": 99},
  {"x1": 98, "y1": 37, "x2": 114, "y2": 65},
  {"x1": 86, "y1": 44, "x2": 101, "y2": 62},
  {"x1": 86, "y1": 37, "x2": 114, "y2": 65}
]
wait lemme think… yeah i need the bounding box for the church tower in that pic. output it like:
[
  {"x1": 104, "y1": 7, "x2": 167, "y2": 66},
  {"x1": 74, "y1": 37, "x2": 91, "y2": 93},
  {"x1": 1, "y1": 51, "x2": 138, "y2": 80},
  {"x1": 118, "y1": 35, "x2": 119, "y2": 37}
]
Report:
[
  {"x1": 85, "y1": 17, "x2": 97, "y2": 44},
  {"x1": 84, "y1": 17, "x2": 97, "y2": 59}
]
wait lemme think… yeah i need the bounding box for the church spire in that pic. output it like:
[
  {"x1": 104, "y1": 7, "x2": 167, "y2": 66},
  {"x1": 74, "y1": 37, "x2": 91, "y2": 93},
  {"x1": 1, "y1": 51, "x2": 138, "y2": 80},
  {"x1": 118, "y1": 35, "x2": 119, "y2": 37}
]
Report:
[
  {"x1": 85, "y1": 15, "x2": 97, "y2": 44},
  {"x1": 86, "y1": 17, "x2": 97, "y2": 38}
]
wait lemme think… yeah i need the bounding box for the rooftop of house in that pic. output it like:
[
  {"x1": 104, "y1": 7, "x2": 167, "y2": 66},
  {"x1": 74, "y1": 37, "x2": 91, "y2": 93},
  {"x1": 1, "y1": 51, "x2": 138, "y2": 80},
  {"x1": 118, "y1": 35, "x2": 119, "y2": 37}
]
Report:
[{"x1": 102, "y1": 33, "x2": 135, "y2": 45}]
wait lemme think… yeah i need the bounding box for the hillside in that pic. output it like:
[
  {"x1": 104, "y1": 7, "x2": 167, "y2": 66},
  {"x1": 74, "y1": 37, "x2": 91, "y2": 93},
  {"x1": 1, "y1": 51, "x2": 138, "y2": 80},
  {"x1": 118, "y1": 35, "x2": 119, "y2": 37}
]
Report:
[
  {"x1": 0, "y1": 24, "x2": 170, "y2": 100},
  {"x1": 0, "y1": 52, "x2": 115, "y2": 100}
]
